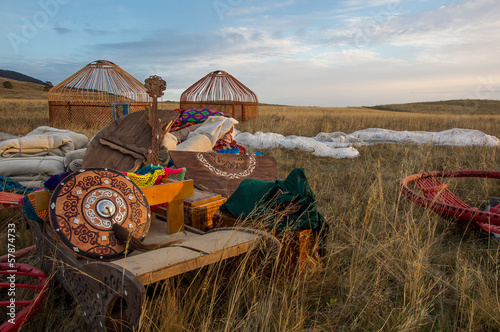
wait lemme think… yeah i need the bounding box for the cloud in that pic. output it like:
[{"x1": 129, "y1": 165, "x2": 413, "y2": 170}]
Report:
[
  {"x1": 84, "y1": 28, "x2": 110, "y2": 37},
  {"x1": 224, "y1": 0, "x2": 296, "y2": 17},
  {"x1": 339, "y1": 0, "x2": 402, "y2": 13},
  {"x1": 53, "y1": 24, "x2": 72, "y2": 35},
  {"x1": 51, "y1": 0, "x2": 500, "y2": 106},
  {"x1": 90, "y1": 25, "x2": 302, "y2": 68},
  {"x1": 6, "y1": 0, "x2": 499, "y2": 107}
]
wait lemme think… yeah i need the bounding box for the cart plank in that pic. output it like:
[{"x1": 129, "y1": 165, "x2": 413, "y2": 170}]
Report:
[{"x1": 112, "y1": 229, "x2": 260, "y2": 285}]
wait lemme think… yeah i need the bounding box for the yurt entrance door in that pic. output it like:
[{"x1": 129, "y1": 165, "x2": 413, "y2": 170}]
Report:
[
  {"x1": 112, "y1": 102, "x2": 131, "y2": 120},
  {"x1": 232, "y1": 103, "x2": 246, "y2": 122}
]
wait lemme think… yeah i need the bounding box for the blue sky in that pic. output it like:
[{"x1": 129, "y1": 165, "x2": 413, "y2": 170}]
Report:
[{"x1": 2, "y1": 0, "x2": 499, "y2": 106}]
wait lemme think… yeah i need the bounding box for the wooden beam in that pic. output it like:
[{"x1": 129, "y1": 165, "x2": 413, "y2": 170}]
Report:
[
  {"x1": 33, "y1": 190, "x2": 50, "y2": 211},
  {"x1": 167, "y1": 199, "x2": 185, "y2": 233},
  {"x1": 141, "y1": 180, "x2": 194, "y2": 206}
]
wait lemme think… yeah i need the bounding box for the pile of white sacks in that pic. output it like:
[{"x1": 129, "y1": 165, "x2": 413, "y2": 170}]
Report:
[{"x1": 0, "y1": 126, "x2": 88, "y2": 188}]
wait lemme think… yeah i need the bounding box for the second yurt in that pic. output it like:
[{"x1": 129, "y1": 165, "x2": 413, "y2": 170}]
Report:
[{"x1": 180, "y1": 70, "x2": 258, "y2": 121}]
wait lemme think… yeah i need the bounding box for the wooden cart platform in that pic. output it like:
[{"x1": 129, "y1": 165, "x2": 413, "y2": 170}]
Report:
[{"x1": 23, "y1": 203, "x2": 278, "y2": 331}]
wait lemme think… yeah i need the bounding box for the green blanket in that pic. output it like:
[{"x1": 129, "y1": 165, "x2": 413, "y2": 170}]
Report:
[{"x1": 220, "y1": 168, "x2": 328, "y2": 254}]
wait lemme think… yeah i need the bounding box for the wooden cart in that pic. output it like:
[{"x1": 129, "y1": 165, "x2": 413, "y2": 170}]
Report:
[
  {"x1": 21, "y1": 75, "x2": 281, "y2": 331},
  {"x1": 22, "y1": 178, "x2": 279, "y2": 331}
]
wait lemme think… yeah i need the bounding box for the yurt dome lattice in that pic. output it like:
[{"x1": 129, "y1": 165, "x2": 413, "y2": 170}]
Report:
[
  {"x1": 48, "y1": 60, "x2": 150, "y2": 129},
  {"x1": 180, "y1": 70, "x2": 258, "y2": 121}
]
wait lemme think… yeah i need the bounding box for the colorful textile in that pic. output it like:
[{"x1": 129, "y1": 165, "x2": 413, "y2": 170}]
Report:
[
  {"x1": 135, "y1": 165, "x2": 164, "y2": 175},
  {"x1": 23, "y1": 194, "x2": 49, "y2": 223},
  {"x1": 124, "y1": 166, "x2": 186, "y2": 187},
  {"x1": 213, "y1": 136, "x2": 246, "y2": 155},
  {"x1": 0, "y1": 176, "x2": 39, "y2": 194},
  {"x1": 44, "y1": 172, "x2": 72, "y2": 190},
  {"x1": 217, "y1": 147, "x2": 240, "y2": 154},
  {"x1": 125, "y1": 169, "x2": 165, "y2": 187},
  {"x1": 213, "y1": 129, "x2": 240, "y2": 153},
  {"x1": 167, "y1": 168, "x2": 186, "y2": 181},
  {"x1": 178, "y1": 109, "x2": 225, "y2": 125},
  {"x1": 171, "y1": 121, "x2": 197, "y2": 132}
]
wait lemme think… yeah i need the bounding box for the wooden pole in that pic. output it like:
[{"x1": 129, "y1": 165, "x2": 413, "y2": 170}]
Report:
[{"x1": 144, "y1": 75, "x2": 167, "y2": 166}]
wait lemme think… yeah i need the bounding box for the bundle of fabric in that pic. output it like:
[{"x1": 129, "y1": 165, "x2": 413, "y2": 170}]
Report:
[
  {"x1": 164, "y1": 109, "x2": 246, "y2": 154},
  {"x1": 0, "y1": 127, "x2": 89, "y2": 189},
  {"x1": 0, "y1": 126, "x2": 88, "y2": 157},
  {"x1": 0, "y1": 156, "x2": 66, "y2": 188},
  {"x1": 64, "y1": 148, "x2": 87, "y2": 172},
  {"x1": 0, "y1": 132, "x2": 20, "y2": 142}
]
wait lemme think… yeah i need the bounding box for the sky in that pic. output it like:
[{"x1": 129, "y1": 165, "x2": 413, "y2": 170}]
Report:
[{"x1": 1, "y1": 0, "x2": 500, "y2": 107}]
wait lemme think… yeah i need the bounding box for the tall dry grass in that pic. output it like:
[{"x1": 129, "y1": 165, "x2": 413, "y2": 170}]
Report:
[
  {"x1": 0, "y1": 99, "x2": 50, "y2": 136},
  {"x1": 0, "y1": 99, "x2": 499, "y2": 331}
]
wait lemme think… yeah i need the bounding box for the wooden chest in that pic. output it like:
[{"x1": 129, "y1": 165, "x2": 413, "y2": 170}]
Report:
[
  {"x1": 184, "y1": 190, "x2": 227, "y2": 231},
  {"x1": 213, "y1": 211, "x2": 325, "y2": 276}
]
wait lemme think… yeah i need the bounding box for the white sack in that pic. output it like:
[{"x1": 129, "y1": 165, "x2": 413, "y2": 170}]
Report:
[
  {"x1": 187, "y1": 116, "x2": 238, "y2": 146},
  {"x1": 315, "y1": 128, "x2": 500, "y2": 147},
  {"x1": 176, "y1": 134, "x2": 213, "y2": 152},
  {"x1": 64, "y1": 148, "x2": 87, "y2": 168},
  {"x1": 0, "y1": 156, "x2": 65, "y2": 187},
  {"x1": 160, "y1": 133, "x2": 178, "y2": 151}
]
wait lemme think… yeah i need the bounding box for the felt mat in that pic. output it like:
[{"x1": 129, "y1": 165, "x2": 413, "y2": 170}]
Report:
[{"x1": 82, "y1": 109, "x2": 179, "y2": 172}]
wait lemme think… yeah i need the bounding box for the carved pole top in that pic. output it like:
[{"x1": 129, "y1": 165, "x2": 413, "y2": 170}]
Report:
[{"x1": 144, "y1": 75, "x2": 166, "y2": 98}]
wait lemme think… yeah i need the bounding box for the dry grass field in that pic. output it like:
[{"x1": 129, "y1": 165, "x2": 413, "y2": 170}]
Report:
[{"x1": 0, "y1": 97, "x2": 499, "y2": 331}]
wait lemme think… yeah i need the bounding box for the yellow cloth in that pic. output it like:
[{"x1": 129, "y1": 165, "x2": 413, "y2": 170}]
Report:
[{"x1": 125, "y1": 168, "x2": 165, "y2": 188}]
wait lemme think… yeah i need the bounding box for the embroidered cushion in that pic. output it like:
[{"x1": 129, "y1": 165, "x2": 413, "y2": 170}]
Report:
[{"x1": 179, "y1": 109, "x2": 225, "y2": 125}]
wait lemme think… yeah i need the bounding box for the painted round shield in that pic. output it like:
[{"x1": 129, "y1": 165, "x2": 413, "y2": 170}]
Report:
[{"x1": 49, "y1": 168, "x2": 150, "y2": 261}]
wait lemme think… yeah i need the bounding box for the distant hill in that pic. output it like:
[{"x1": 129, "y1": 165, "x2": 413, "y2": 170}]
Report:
[
  {"x1": 0, "y1": 77, "x2": 48, "y2": 99},
  {"x1": 0, "y1": 70, "x2": 45, "y2": 85},
  {"x1": 370, "y1": 99, "x2": 500, "y2": 115}
]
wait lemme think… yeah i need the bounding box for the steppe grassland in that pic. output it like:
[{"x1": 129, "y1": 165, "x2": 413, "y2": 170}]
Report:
[{"x1": 0, "y1": 99, "x2": 499, "y2": 331}]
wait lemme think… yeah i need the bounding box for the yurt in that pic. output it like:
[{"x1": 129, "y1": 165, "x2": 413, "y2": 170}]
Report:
[
  {"x1": 48, "y1": 60, "x2": 150, "y2": 129},
  {"x1": 180, "y1": 70, "x2": 258, "y2": 121}
]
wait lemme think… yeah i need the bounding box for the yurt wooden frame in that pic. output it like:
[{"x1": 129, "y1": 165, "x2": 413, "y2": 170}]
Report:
[
  {"x1": 48, "y1": 60, "x2": 151, "y2": 129},
  {"x1": 180, "y1": 70, "x2": 258, "y2": 121}
]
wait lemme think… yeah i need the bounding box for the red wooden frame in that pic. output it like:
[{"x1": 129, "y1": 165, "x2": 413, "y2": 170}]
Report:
[
  {"x1": 401, "y1": 170, "x2": 500, "y2": 233},
  {"x1": 0, "y1": 263, "x2": 49, "y2": 331}
]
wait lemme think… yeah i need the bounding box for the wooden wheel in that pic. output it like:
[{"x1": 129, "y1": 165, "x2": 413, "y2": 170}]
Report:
[{"x1": 49, "y1": 168, "x2": 151, "y2": 261}]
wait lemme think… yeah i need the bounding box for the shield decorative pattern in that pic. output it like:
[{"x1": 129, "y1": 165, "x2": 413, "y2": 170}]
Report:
[{"x1": 48, "y1": 168, "x2": 150, "y2": 261}]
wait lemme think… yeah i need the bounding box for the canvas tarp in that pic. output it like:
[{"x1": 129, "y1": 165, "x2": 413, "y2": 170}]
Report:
[{"x1": 0, "y1": 156, "x2": 65, "y2": 188}]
